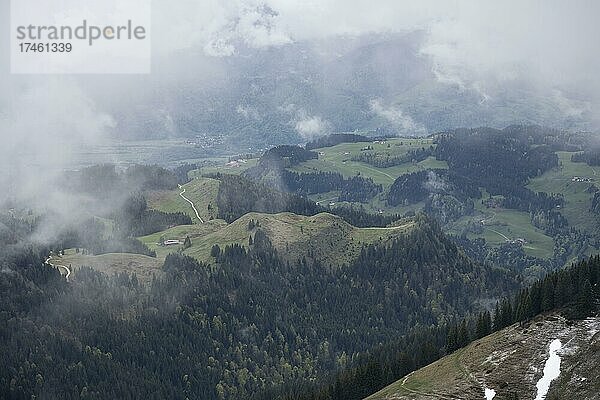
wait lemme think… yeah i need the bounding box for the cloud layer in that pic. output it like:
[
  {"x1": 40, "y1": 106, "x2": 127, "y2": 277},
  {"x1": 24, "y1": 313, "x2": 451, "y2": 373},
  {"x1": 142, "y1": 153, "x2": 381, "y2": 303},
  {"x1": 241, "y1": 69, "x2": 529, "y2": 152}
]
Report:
[
  {"x1": 370, "y1": 99, "x2": 426, "y2": 136},
  {"x1": 152, "y1": 1, "x2": 600, "y2": 92},
  {"x1": 2, "y1": 0, "x2": 599, "y2": 154}
]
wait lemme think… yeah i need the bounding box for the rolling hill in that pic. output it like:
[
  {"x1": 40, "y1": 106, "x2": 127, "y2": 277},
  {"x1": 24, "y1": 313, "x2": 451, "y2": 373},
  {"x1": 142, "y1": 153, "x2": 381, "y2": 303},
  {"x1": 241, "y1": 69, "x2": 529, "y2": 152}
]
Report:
[
  {"x1": 244, "y1": 135, "x2": 557, "y2": 260},
  {"x1": 142, "y1": 211, "x2": 414, "y2": 266}
]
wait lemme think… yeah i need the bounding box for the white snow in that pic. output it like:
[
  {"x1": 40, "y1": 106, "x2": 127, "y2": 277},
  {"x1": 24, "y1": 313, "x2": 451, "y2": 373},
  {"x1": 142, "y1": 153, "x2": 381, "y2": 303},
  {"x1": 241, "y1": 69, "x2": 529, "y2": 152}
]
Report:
[
  {"x1": 484, "y1": 387, "x2": 496, "y2": 399},
  {"x1": 534, "y1": 339, "x2": 562, "y2": 400}
]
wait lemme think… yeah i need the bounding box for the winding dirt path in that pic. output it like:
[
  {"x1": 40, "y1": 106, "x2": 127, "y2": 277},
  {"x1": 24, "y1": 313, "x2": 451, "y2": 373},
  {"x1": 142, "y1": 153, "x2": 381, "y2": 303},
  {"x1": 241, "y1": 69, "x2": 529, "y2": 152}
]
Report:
[
  {"x1": 45, "y1": 256, "x2": 71, "y2": 282},
  {"x1": 396, "y1": 371, "x2": 462, "y2": 400},
  {"x1": 178, "y1": 184, "x2": 204, "y2": 223}
]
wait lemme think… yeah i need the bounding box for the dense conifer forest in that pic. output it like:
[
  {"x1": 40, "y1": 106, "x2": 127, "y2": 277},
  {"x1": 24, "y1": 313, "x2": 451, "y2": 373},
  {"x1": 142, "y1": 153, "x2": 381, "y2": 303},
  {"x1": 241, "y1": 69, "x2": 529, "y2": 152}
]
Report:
[{"x1": 264, "y1": 255, "x2": 600, "y2": 400}]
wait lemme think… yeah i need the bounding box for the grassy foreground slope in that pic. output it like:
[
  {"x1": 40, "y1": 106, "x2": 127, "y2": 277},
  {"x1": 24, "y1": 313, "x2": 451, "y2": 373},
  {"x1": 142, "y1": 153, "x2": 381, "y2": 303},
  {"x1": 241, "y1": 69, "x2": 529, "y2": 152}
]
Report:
[{"x1": 367, "y1": 313, "x2": 600, "y2": 400}]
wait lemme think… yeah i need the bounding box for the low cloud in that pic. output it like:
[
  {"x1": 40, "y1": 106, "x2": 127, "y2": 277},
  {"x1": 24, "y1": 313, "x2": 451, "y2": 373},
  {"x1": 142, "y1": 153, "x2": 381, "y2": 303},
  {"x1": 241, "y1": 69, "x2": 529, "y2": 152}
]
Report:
[
  {"x1": 294, "y1": 112, "x2": 330, "y2": 140},
  {"x1": 370, "y1": 99, "x2": 426, "y2": 136},
  {"x1": 551, "y1": 89, "x2": 591, "y2": 118},
  {"x1": 279, "y1": 104, "x2": 330, "y2": 140},
  {"x1": 0, "y1": 77, "x2": 116, "y2": 243},
  {"x1": 423, "y1": 170, "x2": 448, "y2": 193},
  {"x1": 154, "y1": 1, "x2": 292, "y2": 57}
]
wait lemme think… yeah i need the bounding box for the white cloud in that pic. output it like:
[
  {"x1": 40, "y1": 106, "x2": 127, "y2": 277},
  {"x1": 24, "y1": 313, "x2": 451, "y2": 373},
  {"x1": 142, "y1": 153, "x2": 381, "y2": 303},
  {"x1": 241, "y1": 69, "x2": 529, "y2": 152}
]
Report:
[
  {"x1": 370, "y1": 99, "x2": 426, "y2": 136},
  {"x1": 419, "y1": 1, "x2": 600, "y2": 102},
  {"x1": 293, "y1": 111, "x2": 330, "y2": 140},
  {"x1": 551, "y1": 89, "x2": 591, "y2": 118},
  {"x1": 153, "y1": 0, "x2": 291, "y2": 56}
]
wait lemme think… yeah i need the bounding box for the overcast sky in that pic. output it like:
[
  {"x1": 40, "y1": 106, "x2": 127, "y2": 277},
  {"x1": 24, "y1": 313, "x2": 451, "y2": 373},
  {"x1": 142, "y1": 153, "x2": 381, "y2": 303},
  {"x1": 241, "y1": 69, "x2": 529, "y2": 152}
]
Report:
[{"x1": 150, "y1": 0, "x2": 600, "y2": 94}]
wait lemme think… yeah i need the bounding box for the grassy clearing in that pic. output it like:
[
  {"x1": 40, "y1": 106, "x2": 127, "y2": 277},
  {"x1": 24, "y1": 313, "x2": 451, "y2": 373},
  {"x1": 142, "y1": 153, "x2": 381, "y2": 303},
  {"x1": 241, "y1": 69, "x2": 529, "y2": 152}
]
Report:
[
  {"x1": 528, "y1": 151, "x2": 599, "y2": 234},
  {"x1": 56, "y1": 249, "x2": 163, "y2": 284},
  {"x1": 290, "y1": 138, "x2": 447, "y2": 187},
  {"x1": 138, "y1": 220, "x2": 227, "y2": 261},
  {"x1": 448, "y1": 198, "x2": 555, "y2": 259},
  {"x1": 146, "y1": 177, "x2": 220, "y2": 223},
  {"x1": 476, "y1": 207, "x2": 554, "y2": 259}
]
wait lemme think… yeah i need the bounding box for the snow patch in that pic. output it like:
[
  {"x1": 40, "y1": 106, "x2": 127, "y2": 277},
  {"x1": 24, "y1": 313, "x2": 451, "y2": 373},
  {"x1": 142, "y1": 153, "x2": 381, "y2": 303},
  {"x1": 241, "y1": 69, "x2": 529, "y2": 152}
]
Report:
[
  {"x1": 534, "y1": 339, "x2": 562, "y2": 400},
  {"x1": 484, "y1": 387, "x2": 496, "y2": 399}
]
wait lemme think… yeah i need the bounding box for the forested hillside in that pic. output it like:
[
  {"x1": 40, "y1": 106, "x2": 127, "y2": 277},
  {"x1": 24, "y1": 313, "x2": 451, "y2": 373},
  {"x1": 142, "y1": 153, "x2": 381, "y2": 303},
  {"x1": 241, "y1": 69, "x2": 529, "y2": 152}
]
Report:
[
  {"x1": 0, "y1": 215, "x2": 516, "y2": 399},
  {"x1": 270, "y1": 254, "x2": 600, "y2": 400}
]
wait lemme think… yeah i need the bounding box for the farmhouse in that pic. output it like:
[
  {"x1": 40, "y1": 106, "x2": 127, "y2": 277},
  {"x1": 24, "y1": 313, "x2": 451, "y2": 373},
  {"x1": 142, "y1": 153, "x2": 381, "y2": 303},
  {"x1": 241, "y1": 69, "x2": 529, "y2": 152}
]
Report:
[{"x1": 571, "y1": 176, "x2": 593, "y2": 182}]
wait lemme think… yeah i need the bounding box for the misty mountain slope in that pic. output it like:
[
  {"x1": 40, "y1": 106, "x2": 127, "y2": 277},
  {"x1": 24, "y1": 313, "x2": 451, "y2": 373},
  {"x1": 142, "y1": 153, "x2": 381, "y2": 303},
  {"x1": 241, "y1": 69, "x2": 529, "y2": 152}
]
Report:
[
  {"x1": 367, "y1": 313, "x2": 600, "y2": 400},
  {"x1": 390, "y1": 81, "x2": 594, "y2": 134},
  {"x1": 96, "y1": 34, "x2": 593, "y2": 147}
]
